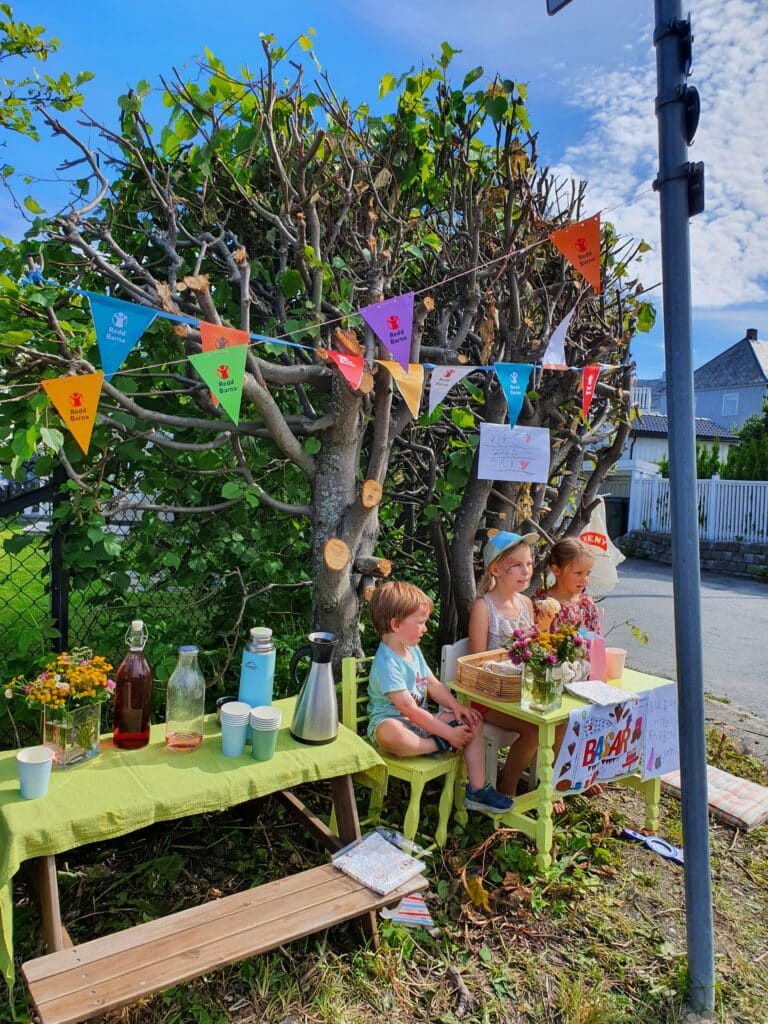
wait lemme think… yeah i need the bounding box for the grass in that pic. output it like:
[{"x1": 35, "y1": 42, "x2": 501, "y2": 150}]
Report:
[{"x1": 2, "y1": 729, "x2": 766, "y2": 1024}]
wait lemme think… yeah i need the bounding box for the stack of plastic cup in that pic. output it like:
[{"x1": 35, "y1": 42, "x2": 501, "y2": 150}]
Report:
[
  {"x1": 219, "y1": 701, "x2": 252, "y2": 756},
  {"x1": 249, "y1": 706, "x2": 282, "y2": 762}
]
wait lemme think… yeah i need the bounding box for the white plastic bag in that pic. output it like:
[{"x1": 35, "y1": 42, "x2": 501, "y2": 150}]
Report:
[{"x1": 580, "y1": 497, "x2": 625, "y2": 596}]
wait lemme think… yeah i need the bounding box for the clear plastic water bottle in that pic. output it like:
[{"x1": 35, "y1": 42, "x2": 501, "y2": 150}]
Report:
[
  {"x1": 113, "y1": 620, "x2": 153, "y2": 750},
  {"x1": 165, "y1": 646, "x2": 206, "y2": 752},
  {"x1": 238, "y1": 627, "x2": 276, "y2": 709}
]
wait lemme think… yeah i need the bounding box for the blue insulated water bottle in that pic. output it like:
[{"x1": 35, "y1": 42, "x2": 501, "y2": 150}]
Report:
[{"x1": 238, "y1": 627, "x2": 276, "y2": 741}]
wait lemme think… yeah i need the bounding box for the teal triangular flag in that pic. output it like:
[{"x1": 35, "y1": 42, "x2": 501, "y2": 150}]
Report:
[
  {"x1": 188, "y1": 345, "x2": 248, "y2": 425},
  {"x1": 494, "y1": 363, "x2": 533, "y2": 427},
  {"x1": 87, "y1": 292, "x2": 158, "y2": 379}
]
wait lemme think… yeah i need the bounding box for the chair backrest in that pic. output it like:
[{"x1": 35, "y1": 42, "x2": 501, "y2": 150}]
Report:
[
  {"x1": 440, "y1": 638, "x2": 470, "y2": 684},
  {"x1": 340, "y1": 656, "x2": 374, "y2": 736}
]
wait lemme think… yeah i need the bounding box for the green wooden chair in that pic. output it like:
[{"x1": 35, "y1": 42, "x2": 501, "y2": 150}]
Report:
[{"x1": 340, "y1": 656, "x2": 465, "y2": 848}]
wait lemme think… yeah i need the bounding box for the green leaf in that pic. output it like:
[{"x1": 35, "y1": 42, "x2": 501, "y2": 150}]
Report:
[
  {"x1": 303, "y1": 437, "x2": 321, "y2": 455},
  {"x1": 298, "y1": 34, "x2": 313, "y2": 51},
  {"x1": 279, "y1": 268, "x2": 304, "y2": 298},
  {"x1": 221, "y1": 481, "x2": 243, "y2": 499},
  {"x1": 378, "y1": 73, "x2": 397, "y2": 101},
  {"x1": 23, "y1": 195, "x2": 44, "y2": 214},
  {"x1": 40, "y1": 427, "x2": 64, "y2": 452},
  {"x1": 450, "y1": 408, "x2": 475, "y2": 429},
  {"x1": 462, "y1": 66, "x2": 483, "y2": 89},
  {"x1": 636, "y1": 303, "x2": 656, "y2": 334}
]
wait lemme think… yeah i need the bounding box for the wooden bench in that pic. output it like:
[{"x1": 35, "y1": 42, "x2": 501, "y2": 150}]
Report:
[{"x1": 22, "y1": 863, "x2": 427, "y2": 1024}]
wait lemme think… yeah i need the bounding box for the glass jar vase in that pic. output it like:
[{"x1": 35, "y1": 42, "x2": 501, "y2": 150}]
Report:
[
  {"x1": 42, "y1": 703, "x2": 102, "y2": 767},
  {"x1": 520, "y1": 664, "x2": 564, "y2": 714}
]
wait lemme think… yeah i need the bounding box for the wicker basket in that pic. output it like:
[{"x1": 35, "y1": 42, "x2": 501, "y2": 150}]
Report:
[{"x1": 456, "y1": 648, "x2": 522, "y2": 702}]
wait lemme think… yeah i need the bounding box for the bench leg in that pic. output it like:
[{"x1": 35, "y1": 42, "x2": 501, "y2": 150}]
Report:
[
  {"x1": 435, "y1": 769, "x2": 456, "y2": 849},
  {"x1": 330, "y1": 775, "x2": 378, "y2": 948}
]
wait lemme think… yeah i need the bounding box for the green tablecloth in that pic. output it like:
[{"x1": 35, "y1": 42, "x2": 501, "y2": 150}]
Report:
[{"x1": 0, "y1": 697, "x2": 385, "y2": 988}]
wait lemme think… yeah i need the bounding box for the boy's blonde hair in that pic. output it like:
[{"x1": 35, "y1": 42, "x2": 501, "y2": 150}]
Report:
[
  {"x1": 477, "y1": 539, "x2": 532, "y2": 596},
  {"x1": 547, "y1": 537, "x2": 595, "y2": 569},
  {"x1": 368, "y1": 581, "x2": 434, "y2": 637}
]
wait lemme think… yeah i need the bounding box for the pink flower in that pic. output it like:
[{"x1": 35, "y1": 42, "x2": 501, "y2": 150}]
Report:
[{"x1": 106, "y1": 679, "x2": 116, "y2": 692}]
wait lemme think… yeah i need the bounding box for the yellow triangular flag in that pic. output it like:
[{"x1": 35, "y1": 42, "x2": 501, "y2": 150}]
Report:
[
  {"x1": 41, "y1": 372, "x2": 104, "y2": 455},
  {"x1": 376, "y1": 361, "x2": 424, "y2": 418}
]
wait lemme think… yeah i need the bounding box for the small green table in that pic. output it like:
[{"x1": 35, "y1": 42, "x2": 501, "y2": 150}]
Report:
[
  {"x1": 0, "y1": 696, "x2": 386, "y2": 990},
  {"x1": 452, "y1": 668, "x2": 666, "y2": 870}
]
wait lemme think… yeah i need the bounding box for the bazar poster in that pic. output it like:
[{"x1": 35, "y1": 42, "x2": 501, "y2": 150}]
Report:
[{"x1": 552, "y1": 697, "x2": 647, "y2": 792}]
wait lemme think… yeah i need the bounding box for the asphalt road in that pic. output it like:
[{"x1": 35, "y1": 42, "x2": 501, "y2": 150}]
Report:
[{"x1": 598, "y1": 558, "x2": 768, "y2": 762}]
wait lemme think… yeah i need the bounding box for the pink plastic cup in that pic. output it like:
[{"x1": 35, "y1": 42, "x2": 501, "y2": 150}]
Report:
[{"x1": 605, "y1": 647, "x2": 627, "y2": 680}]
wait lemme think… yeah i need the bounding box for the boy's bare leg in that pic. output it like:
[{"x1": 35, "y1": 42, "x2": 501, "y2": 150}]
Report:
[{"x1": 374, "y1": 719, "x2": 443, "y2": 757}]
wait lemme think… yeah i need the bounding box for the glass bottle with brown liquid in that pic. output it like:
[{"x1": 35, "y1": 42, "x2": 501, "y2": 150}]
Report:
[{"x1": 113, "y1": 620, "x2": 153, "y2": 749}]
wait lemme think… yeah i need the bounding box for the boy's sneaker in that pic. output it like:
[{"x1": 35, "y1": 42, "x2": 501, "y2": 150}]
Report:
[{"x1": 464, "y1": 783, "x2": 514, "y2": 815}]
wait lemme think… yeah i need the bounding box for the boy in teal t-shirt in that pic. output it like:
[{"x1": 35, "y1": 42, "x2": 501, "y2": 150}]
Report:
[{"x1": 366, "y1": 581, "x2": 514, "y2": 815}]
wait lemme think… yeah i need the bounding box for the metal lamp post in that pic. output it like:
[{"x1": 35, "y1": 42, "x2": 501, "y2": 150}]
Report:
[{"x1": 547, "y1": 0, "x2": 715, "y2": 1014}]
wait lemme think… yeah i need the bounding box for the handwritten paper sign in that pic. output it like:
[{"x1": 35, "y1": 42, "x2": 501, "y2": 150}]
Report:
[
  {"x1": 641, "y1": 684, "x2": 679, "y2": 779},
  {"x1": 478, "y1": 424, "x2": 550, "y2": 483}
]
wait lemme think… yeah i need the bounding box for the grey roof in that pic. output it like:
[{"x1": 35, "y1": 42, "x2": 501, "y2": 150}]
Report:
[
  {"x1": 694, "y1": 337, "x2": 768, "y2": 389},
  {"x1": 631, "y1": 413, "x2": 738, "y2": 442}
]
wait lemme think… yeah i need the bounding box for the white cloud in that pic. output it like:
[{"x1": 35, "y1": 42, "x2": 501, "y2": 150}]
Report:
[{"x1": 551, "y1": 0, "x2": 768, "y2": 311}]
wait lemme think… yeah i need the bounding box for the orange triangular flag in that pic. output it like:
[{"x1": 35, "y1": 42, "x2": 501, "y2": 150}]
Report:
[
  {"x1": 375, "y1": 361, "x2": 424, "y2": 418},
  {"x1": 326, "y1": 351, "x2": 365, "y2": 390},
  {"x1": 41, "y1": 372, "x2": 104, "y2": 455},
  {"x1": 549, "y1": 214, "x2": 602, "y2": 293},
  {"x1": 200, "y1": 322, "x2": 250, "y2": 407}
]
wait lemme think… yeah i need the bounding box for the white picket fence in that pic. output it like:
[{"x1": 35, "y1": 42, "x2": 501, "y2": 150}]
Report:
[{"x1": 627, "y1": 476, "x2": 768, "y2": 543}]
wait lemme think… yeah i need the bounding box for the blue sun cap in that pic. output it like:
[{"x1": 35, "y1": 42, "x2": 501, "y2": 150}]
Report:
[{"x1": 482, "y1": 530, "x2": 539, "y2": 569}]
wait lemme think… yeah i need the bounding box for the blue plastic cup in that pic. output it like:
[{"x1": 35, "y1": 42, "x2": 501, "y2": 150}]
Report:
[
  {"x1": 17, "y1": 745, "x2": 55, "y2": 799},
  {"x1": 250, "y1": 707, "x2": 281, "y2": 762},
  {"x1": 220, "y1": 701, "x2": 252, "y2": 757}
]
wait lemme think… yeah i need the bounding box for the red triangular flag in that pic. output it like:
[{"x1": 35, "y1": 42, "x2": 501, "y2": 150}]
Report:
[
  {"x1": 326, "y1": 351, "x2": 365, "y2": 390},
  {"x1": 549, "y1": 214, "x2": 602, "y2": 293},
  {"x1": 582, "y1": 365, "x2": 600, "y2": 418}
]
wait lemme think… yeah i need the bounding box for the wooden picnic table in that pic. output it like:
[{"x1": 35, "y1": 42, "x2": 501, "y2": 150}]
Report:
[
  {"x1": 452, "y1": 668, "x2": 668, "y2": 870},
  {"x1": 0, "y1": 697, "x2": 420, "y2": 1023}
]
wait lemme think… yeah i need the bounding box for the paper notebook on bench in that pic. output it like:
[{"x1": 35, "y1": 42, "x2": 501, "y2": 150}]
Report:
[{"x1": 332, "y1": 831, "x2": 427, "y2": 895}]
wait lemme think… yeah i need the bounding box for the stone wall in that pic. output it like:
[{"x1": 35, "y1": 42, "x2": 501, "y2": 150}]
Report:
[{"x1": 617, "y1": 530, "x2": 768, "y2": 578}]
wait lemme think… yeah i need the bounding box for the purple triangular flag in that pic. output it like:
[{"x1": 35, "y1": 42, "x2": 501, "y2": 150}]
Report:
[
  {"x1": 494, "y1": 363, "x2": 533, "y2": 427},
  {"x1": 359, "y1": 293, "x2": 414, "y2": 372}
]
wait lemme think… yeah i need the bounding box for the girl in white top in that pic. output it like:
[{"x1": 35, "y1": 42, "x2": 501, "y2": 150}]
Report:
[{"x1": 468, "y1": 531, "x2": 565, "y2": 810}]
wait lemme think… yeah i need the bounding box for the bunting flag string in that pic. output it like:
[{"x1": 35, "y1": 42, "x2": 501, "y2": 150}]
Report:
[
  {"x1": 582, "y1": 364, "x2": 600, "y2": 419},
  {"x1": 200, "y1": 321, "x2": 250, "y2": 408},
  {"x1": 187, "y1": 345, "x2": 248, "y2": 425},
  {"x1": 541, "y1": 308, "x2": 575, "y2": 370},
  {"x1": 41, "y1": 372, "x2": 104, "y2": 455},
  {"x1": 549, "y1": 214, "x2": 602, "y2": 293},
  {"x1": 428, "y1": 365, "x2": 477, "y2": 414},
  {"x1": 375, "y1": 360, "x2": 424, "y2": 419},
  {"x1": 88, "y1": 293, "x2": 157, "y2": 380},
  {"x1": 493, "y1": 363, "x2": 533, "y2": 427},
  {"x1": 359, "y1": 293, "x2": 414, "y2": 372}
]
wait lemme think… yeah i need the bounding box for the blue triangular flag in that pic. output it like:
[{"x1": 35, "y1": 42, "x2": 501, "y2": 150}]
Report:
[
  {"x1": 494, "y1": 363, "x2": 533, "y2": 427},
  {"x1": 86, "y1": 292, "x2": 158, "y2": 379}
]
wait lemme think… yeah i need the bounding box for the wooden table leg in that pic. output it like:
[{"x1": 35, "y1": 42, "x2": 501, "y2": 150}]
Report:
[
  {"x1": 330, "y1": 775, "x2": 378, "y2": 947},
  {"x1": 30, "y1": 856, "x2": 72, "y2": 953},
  {"x1": 534, "y1": 722, "x2": 557, "y2": 873}
]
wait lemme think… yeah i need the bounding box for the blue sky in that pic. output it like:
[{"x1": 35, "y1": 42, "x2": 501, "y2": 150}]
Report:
[{"x1": 4, "y1": 0, "x2": 767, "y2": 379}]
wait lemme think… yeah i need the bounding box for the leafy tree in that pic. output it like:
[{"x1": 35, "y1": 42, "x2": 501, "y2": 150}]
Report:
[
  {"x1": 0, "y1": 30, "x2": 654, "y2": 660},
  {"x1": 722, "y1": 398, "x2": 768, "y2": 481}
]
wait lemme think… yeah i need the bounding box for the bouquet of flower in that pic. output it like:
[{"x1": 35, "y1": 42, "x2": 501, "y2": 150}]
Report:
[
  {"x1": 5, "y1": 648, "x2": 115, "y2": 712},
  {"x1": 504, "y1": 624, "x2": 587, "y2": 671}
]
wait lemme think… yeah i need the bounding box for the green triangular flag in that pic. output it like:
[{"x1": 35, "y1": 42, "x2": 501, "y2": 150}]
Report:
[{"x1": 188, "y1": 344, "x2": 249, "y2": 425}]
